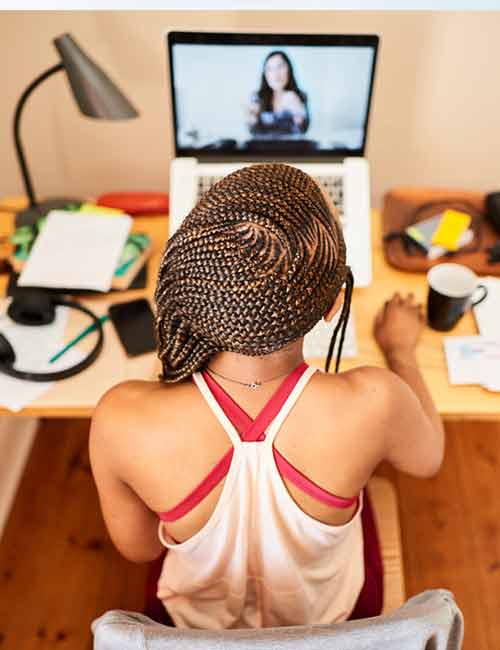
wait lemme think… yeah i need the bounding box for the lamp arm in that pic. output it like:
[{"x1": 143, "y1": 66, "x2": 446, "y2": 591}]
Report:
[{"x1": 13, "y1": 63, "x2": 64, "y2": 208}]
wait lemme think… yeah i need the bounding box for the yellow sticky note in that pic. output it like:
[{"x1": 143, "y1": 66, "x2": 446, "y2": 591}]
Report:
[
  {"x1": 79, "y1": 202, "x2": 124, "y2": 216},
  {"x1": 431, "y1": 209, "x2": 471, "y2": 251}
]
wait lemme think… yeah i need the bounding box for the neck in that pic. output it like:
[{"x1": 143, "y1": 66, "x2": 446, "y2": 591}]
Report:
[
  {"x1": 208, "y1": 339, "x2": 304, "y2": 384},
  {"x1": 272, "y1": 89, "x2": 285, "y2": 107}
]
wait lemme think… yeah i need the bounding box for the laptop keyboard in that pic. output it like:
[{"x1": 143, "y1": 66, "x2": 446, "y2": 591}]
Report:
[
  {"x1": 315, "y1": 175, "x2": 345, "y2": 224},
  {"x1": 197, "y1": 175, "x2": 222, "y2": 200},
  {"x1": 197, "y1": 173, "x2": 346, "y2": 226}
]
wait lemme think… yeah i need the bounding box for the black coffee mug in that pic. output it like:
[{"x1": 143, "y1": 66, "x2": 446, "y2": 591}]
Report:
[{"x1": 427, "y1": 263, "x2": 488, "y2": 331}]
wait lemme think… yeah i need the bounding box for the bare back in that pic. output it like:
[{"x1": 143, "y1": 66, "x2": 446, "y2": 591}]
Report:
[{"x1": 92, "y1": 365, "x2": 394, "y2": 545}]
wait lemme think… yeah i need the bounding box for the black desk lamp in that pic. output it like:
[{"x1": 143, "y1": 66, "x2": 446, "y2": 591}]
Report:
[{"x1": 14, "y1": 33, "x2": 139, "y2": 226}]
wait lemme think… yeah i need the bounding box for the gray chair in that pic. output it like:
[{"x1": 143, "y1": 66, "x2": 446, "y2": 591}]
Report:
[
  {"x1": 92, "y1": 479, "x2": 463, "y2": 648},
  {"x1": 92, "y1": 589, "x2": 463, "y2": 650}
]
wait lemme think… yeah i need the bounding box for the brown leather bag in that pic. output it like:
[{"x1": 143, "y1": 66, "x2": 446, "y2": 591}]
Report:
[{"x1": 382, "y1": 188, "x2": 500, "y2": 275}]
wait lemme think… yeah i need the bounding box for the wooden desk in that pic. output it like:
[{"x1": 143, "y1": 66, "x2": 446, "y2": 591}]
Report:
[
  {"x1": 309, "y1": 211, "x2": 499, "y2": 421},
  {"x1": 0, "y1": 214, "x2": 168, "y2": 417},
  {"x1": 0, "y1": 210, "x2": 498, "y2": 420}
]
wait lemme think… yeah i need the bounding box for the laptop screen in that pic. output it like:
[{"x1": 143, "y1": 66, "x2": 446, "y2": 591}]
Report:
[{"x1": 167, "y1": 32, "x2": 379, "y2": 160}]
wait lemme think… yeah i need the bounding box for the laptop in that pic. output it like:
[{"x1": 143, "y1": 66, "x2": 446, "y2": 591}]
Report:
[{"x1": 166, "y1": 31, "x2": 379, "y2": 289}]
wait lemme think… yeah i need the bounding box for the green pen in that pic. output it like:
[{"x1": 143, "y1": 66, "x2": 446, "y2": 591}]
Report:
[{"x1": 49, "y1": 315, "x2": 109, "y2": 364}]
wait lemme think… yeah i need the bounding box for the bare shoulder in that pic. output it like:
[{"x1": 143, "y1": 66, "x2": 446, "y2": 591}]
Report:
[
  {"x1": 89, "y1": 381, "x2": 154, "y2": 454},
  {"x1": 93, "y1": 380, "x2": 159, "y2": 423},
  {"x1": 311, "y1": 365, "x2": 415, "y2": 457},
  {"x1": 341, "y1": 365, "x2": 410, "y2": 403},
  {"x1": 91, "y1": 377, "x2": 198, "y2": 437},
  {"x1": 285, "y1": 365, "x2": 410, "y2": 496},
  {"x1": 90, "y1": 380, "x2": 194, "y2": 487},
  {"x1": 91, "y1": 380, "x2": 184, "y2": 452},
  {"x1": 316, "y1": 365, "x2": 408, "y2": 417}
]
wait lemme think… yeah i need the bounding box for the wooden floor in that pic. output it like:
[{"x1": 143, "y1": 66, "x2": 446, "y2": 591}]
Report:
[{"x1": 0, "y1": 418, "x2": 499, "y2": 649}]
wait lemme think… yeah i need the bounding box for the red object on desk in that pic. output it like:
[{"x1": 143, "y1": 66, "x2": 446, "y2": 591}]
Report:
[{"x1": 97, "y1": 192, "x2": 169, "y2": 216}]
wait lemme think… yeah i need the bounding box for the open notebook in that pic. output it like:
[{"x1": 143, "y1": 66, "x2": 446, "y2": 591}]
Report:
[{"x1": 18, "y1": 210, "x2": 131, "y2": 292}]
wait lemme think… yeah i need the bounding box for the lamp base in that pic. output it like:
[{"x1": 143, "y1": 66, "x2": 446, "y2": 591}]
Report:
[{"x1": 15, "y1": 198, "x2": 82, "y2": 227}]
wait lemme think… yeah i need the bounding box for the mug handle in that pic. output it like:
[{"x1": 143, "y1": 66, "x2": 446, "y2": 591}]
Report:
[{"x1": 471, "y1": 284, "x2": 488, "y2": 307}]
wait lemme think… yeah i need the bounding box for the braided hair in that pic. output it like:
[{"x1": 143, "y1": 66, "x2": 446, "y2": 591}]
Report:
[{"x1": 154, "y1": 163, "x2": 353, "y2": 383}]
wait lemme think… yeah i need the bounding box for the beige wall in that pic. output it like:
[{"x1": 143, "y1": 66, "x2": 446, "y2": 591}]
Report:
[{"x1": 2, "y1": 11, "x2": 500, "y2": 210}]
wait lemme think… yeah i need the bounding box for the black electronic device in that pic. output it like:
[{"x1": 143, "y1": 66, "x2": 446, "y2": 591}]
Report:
[
  {"x1": 108, "y1": 298, "x2": 157, "y2": 357},
  {"x1": 485, "y1": 192, "x2": 500, "y2": 236},
  {"x1": 0, "y1": 289, "x2": 104, "y2": 381}
]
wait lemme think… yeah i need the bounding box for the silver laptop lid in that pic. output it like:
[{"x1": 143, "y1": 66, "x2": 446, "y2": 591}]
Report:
[{"x1": 166, "y1": 31, "x2": 379, "y2": 163}]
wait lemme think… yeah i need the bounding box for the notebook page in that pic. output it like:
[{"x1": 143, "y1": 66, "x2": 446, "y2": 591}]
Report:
[
  {"x1": 18, "y1": 210, "x2": 132, "y2": 292},
  {"x1": 443, "y1": 336, "x2": 500, "y2": 392}
]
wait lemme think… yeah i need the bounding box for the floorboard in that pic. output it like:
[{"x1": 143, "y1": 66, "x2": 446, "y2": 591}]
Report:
[{"x1": 0, "y1": 420, "x2": 148, "y2": 650}]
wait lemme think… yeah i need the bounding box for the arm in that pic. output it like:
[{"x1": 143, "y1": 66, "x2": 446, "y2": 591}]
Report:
[
  {"x1": 89, "y1": 385, "x2": 165, "y2": 563},
  {"x1": 373, "y1": 293, "x2": 445, "y2": 477}
]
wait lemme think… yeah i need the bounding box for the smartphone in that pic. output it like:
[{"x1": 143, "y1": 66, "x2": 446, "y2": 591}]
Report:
[{"x1": 108, "y1": 298, "x2": 157, "y2": 357}]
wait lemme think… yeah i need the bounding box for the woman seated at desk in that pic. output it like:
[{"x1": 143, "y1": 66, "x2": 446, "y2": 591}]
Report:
[
  {"x1": 247, "y1": 50, "x2": 310, "y2": 136},
  {"x1": 89, "y1": 163, "x2": 444, "y2": 630}
]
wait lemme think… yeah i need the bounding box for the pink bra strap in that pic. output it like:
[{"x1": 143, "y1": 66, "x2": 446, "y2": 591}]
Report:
[
  {"x1": 273, "y1": 448, "x2": 358, "y2": 509},
  {"x1": 159, "y1": 449, "x2": 233, "y2": 522},
  {"x1": 203, "y1": 371, "x2": 252, "y2": 436},
  {"x1": 242, "y1": 362, "x2": 309, "y2": 441},
  {"x1": 203, "y1": 362, "x2": 309, "y2": 441}
]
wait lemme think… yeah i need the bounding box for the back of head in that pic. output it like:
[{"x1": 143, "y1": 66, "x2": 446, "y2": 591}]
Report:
[{"x1": 155, "y1": 163, "x2": 350, "y2": 382}]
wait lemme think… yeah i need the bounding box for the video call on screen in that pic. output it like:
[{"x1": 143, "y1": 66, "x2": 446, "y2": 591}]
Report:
[{"x1": 171, "y1": 43, "x2": 375, "y2": 155}]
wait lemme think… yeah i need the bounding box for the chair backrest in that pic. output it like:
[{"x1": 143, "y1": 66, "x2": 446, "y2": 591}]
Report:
[{"x1": 92, "y1": 589, "x2": 463, "y2": 650}]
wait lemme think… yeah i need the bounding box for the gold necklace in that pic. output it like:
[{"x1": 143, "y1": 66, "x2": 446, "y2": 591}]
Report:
[{"x1": 206, "y1": 366, "x2": 291, "y2": 390}]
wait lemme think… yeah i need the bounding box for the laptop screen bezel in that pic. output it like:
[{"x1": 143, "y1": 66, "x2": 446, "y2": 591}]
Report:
[{"x1": 167, "y1": 31, "x2": 379, "y2": 161}]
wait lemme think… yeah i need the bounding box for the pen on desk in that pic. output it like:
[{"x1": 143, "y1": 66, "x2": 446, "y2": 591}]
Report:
[{"x1": 49, "y1": 315, "x2": 109, "y2": 364}]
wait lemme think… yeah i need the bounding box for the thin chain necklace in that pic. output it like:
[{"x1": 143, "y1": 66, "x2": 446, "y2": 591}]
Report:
[{"x1": 206, "y1": 366, "x2": 291, "y2": 390}]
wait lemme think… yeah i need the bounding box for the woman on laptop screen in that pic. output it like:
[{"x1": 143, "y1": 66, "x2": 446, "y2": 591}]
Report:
[
  {"x1": 90, "y1": 163, "x2": 444, "y2": 629},
  {"x1": 247, "y1": 51, "x2": 309, "y2": 136}
]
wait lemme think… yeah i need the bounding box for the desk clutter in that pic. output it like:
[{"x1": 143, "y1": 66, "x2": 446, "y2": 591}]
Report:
[
  {"x1": 0, "y1": 293, "x2": 157, "y2": 411},
  {"x1": 383, "y1": 188, "x2": 500, "y2": 275},
  {"x1": 405, "y1": 209, "x2": 474, "y2": 260},
  {"x1": 0, "y1": 301, "x2": 86, "y2": 411},
  {"x1": 96, "y1": 191, "x2": 169, "y2": 216},
  {"x1": 444, "y1": 337, "x2": 500, "y2": 392},
  {"x1": 443, "y1": 276, "x2": 500, "y2": 392},
  {"x1": 6, "y1": 203, "x2": 152, "y2": 292}
]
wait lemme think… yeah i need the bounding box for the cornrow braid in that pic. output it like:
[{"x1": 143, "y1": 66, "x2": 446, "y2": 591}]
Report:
[
  {"x1": 154, "y1": 163, "x2": 352, "y2": 382},
  {"x1": 324, "y1": 267, "x2": 354, "y2": 374}
]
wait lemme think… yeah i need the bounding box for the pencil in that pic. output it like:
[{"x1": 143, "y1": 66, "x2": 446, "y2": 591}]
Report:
[{"x1": 49, "y1": 315, "x2": 109, "y2": 364}]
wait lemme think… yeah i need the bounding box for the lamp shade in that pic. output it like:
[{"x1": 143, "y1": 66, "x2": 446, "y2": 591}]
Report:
[{"x1": 53, "y1": 33, "x2": 139, "y2": 120}]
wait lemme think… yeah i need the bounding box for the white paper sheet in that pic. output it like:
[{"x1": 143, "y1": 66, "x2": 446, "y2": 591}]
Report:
[
  {"x1": 443, "y1": 336, "x2": 500, "y2": 392},
  {"x1": 303, "y1": 310, "x2": 357, "y2": 360},
  {"x1": 473, "y1": 276, "x2": 500, "y2": 339},
  {"x1": 18, "y1": 210, "x2": 131, "y2": 292},
  {"x1": 0, "y1": 304, "x2": 85, "y2": 412}
]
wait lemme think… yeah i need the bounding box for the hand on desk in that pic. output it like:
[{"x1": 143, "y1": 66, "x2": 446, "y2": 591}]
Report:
[{"x1": 373, "y1": 292, "x2": 425, "y2": 359}]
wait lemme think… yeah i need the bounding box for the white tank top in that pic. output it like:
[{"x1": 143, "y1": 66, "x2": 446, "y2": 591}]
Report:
[{"x1": 156, "y1": 365, "x2": 364, "y2": 629}]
